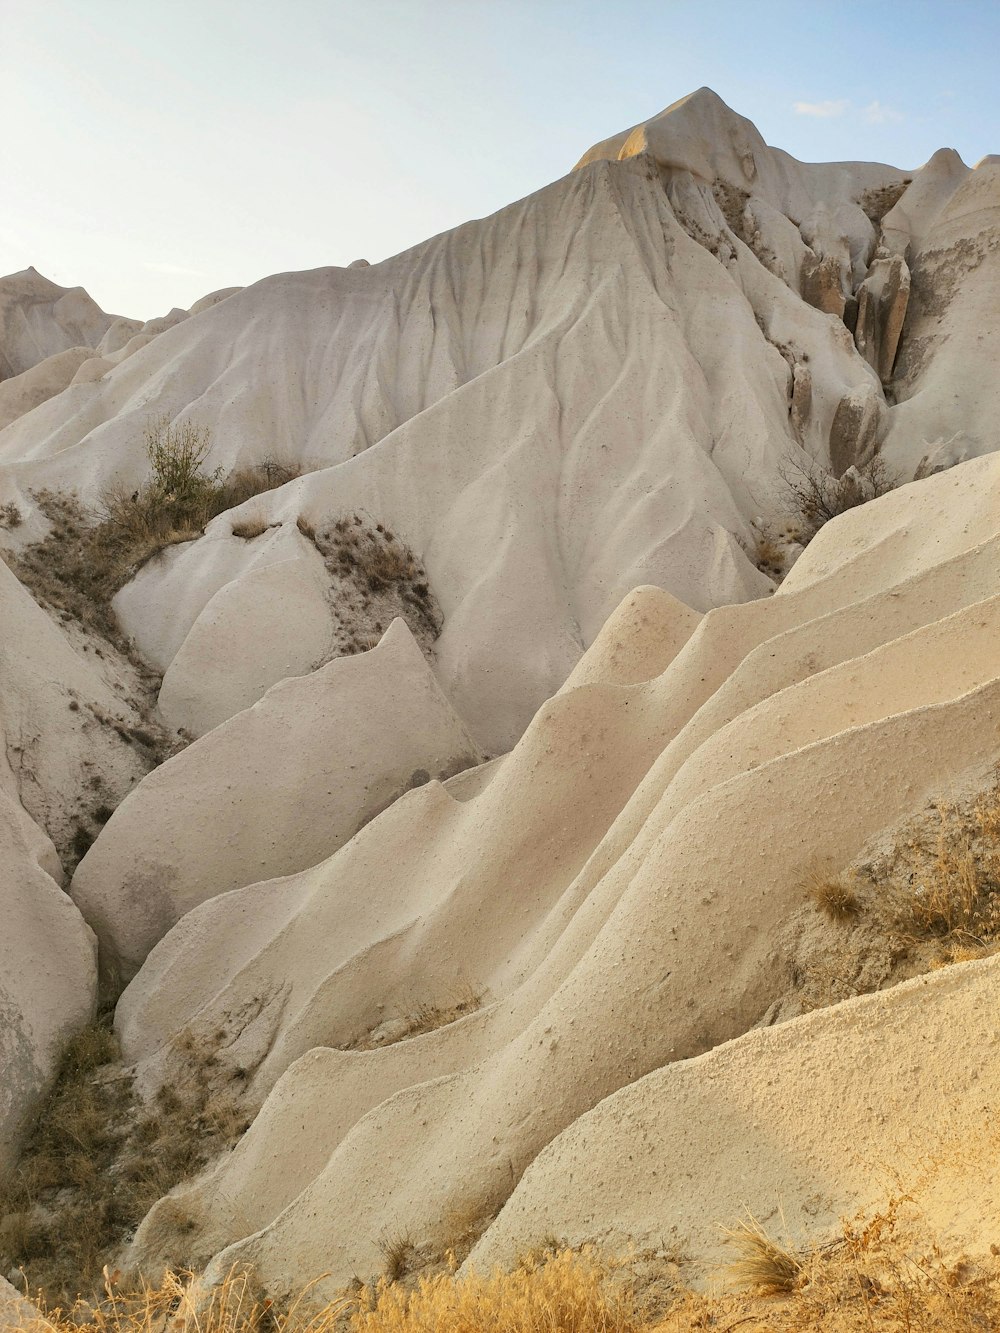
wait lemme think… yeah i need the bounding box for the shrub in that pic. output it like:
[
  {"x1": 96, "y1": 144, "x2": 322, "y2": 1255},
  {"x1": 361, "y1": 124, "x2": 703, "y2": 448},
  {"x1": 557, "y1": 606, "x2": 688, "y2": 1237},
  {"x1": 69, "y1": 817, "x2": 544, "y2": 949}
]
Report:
[
  {"x1": 352, "y1": 1248, "x2": 638, "y2": 1333},
  {"x1": 808, "y1": 878, "x2": 861, "y2": 923},
  {"x1": 722, "y1": 1212, "x2": 802, "y2": 1293},
  {"x1": 1, "y1": 500, "x2": 22, "y2": 528},
  {"x1": 231, "y1": 516, "x2": 269, "y2": 540},
  {"x1": 9, "y1": 427, "x2": 300, "y2": 645},
  {"x1": 0, "y1": 1023, "x2": 249, "y2": 1308},
  {"x1": 778, "y1": 453, "x2": 896, "y2": 544}
]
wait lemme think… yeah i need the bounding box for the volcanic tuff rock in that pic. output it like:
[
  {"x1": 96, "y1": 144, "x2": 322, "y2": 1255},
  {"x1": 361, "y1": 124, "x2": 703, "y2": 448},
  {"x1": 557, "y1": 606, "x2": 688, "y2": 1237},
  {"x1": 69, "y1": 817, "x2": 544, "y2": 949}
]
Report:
[{"x1": 0, "y1": 86, "x2": 999, "y2": 1302}]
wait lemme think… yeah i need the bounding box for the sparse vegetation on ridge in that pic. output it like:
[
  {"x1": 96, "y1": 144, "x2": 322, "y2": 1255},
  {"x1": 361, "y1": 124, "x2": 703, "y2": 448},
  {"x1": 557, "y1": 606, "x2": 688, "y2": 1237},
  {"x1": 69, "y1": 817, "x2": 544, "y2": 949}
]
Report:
[
  {"x1": 12, "y1": 1217, "x2": 1000, "y2": 1332},
  {"x1": 785, "y1": 777, "x2": 1000, "y2": 1017},
  {"x1": 0, "y1": 1020, "x2": 250, "y2": 1308},
  {"x1": 297, "y1": 513, "x2": 442, "y2": 657},
  {"x1": 7, "y1": 418, "x2": 299, "y2": 643},
  {"x1": 344, "y1": 982, "x2": 485, "y2": 1052}
]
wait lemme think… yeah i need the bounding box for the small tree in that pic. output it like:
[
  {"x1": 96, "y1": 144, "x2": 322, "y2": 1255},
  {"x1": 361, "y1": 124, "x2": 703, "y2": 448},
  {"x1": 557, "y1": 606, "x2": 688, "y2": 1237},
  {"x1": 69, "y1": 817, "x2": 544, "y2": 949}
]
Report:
[{"x1": 144, "y1": 416, "x2": 218, "y2": 504}]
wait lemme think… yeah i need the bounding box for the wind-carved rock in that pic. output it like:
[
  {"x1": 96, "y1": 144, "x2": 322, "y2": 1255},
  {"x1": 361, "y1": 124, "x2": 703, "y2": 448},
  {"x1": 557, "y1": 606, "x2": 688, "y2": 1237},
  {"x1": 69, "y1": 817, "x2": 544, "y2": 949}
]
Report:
[
  {"x1": 829, "y1": 386, "x2": 883, "y2": 475},
  {"x1": 800, "y1": 251, "x2": 847, "y2": 318},
  {"x1": 790, "y1": 363, "x2": 813, "y2": 443},
  {"x1": 855, "y1": 250, "x2": 911, "y2": 381}
]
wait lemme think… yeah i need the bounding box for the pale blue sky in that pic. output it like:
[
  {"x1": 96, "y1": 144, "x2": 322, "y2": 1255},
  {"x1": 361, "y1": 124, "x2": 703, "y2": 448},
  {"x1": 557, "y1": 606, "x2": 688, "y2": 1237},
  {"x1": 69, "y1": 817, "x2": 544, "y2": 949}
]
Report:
[{"x1": 2, "y1": 0, "x2": 998, "y2": 319}]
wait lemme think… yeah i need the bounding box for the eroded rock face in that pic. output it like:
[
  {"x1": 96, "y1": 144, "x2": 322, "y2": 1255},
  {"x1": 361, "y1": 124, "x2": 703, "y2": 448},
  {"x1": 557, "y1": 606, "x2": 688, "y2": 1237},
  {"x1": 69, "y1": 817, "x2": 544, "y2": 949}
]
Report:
[
  {"x1": 855, "y1": 251, "x2": 911, "y2": 380},
  {"x1": 0, "y1": 790, "x2": 96, "y2": 1170},
  {"x1": 72, "y1": 619, "x2": 483, "y2": 981},
  {"x1": 828, "y1": 386, "x2": 884, "y2": 474},
  {"x1": 800, "y1": 251, "x2": 847, "y2": 317}
]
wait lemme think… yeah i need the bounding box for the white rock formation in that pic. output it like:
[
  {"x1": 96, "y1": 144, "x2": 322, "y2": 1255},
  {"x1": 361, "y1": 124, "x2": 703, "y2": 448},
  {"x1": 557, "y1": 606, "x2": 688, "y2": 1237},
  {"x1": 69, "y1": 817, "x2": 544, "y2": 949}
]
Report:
[
  {"x1": 0, "y1": 787, "x2": 95, "y2": 1170},
  {"x1": 0, "y1": 86, "x2": 998, "y2": 1302},
  {"x1": 0, "y1": 268, "x2": 128, "y2": 381},
  {"x1": 119, "y1": 449, "x2": 1000, "y2": 1295},
  {"x1": 73, "y1": 619, "x2": 483, "y2": 980}
]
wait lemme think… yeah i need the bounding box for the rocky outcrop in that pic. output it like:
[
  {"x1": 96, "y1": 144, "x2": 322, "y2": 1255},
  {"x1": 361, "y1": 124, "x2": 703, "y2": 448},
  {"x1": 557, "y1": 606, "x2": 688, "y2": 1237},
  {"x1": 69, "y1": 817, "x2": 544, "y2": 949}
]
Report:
[
  {"x1": 0, "y1": 788, "x2": 96, "y2": 1170},
  {"x1": 855, "y1": 250, "x2": 911, "y2": 380},
  {"x1": 828, "y1": 385, "x2": 884, "y2": 474},
  {"x1": 800, "y1": 251, "x2": 847, "y2": 317},
  {"x1": 72, "y1": 619, "x2": 483, "y2": 981}
]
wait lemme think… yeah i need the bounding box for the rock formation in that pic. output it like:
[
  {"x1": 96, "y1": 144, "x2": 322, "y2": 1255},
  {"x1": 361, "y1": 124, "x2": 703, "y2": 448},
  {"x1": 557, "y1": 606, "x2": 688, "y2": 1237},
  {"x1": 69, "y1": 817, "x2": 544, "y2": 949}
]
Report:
[{"x1": 0, "y1": 85, "x2": 998, "y2": 1311}]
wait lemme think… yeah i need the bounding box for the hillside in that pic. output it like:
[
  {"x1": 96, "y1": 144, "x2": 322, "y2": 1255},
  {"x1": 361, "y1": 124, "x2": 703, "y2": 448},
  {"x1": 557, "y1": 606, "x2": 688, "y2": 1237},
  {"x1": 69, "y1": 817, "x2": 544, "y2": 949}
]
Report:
[{"x1": 0, "y1": 87, "x2": 998, "y2": 1326}]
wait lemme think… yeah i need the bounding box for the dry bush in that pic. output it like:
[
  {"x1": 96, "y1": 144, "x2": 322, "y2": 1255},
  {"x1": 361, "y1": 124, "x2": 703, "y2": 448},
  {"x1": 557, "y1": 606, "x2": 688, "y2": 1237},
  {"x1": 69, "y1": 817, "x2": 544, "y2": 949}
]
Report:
[
  {"x1": 1, "y1": 499, "x2": 23, "y2": 528},
  {"x1": 809, "y1": 878, "x2": 862, "y2": 924},
  {"x1": 654, "y1": 1201, "x2": 1000, "y2": 1331},
  {"x1": 299, "y1": 513, "x2": 442, "y2": 653},
  {"x1": 231, "y1": 516, "x2": 270, "y2": 540},
  {"x1": 778, "y1": 453, "x2": 896, "y2": 545},
  {"x1": 722, "y1": 1212, "x2": 803, "y2": 1293},
  {"x1": 753, "y1": 532, "x2": 785, "y2": 580},
  {"x1": 9, "y1": 425, "x2": 298, "y2": 645},
  {"x1": 881, "y1": 783, "x2": 1000, "y2": 956},
  {"x1": 351, "y1": 1247, "x2": 638, "y2": 1333},
  {"x1": 0, "y1": 1023, "x2": 250, "y2": 1308}
]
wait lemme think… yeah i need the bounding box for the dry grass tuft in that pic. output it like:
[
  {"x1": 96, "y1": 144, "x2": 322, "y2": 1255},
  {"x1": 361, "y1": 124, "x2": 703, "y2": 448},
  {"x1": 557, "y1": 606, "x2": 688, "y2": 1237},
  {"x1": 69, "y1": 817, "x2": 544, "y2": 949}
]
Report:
[
  {"x1": 8, "y1": 420, "x2": 299, "y2": 645},
  {"x1": 379, "y1": 1232, "x2": 417, "y2": 1283},
  {"x1": 231, "y1": 516, "x2": 270, "y2": 540},
  {"x1": 1, "y1": 499, "x2": 23, "y2": 528},
  {"x1": 722, "y1": 1212, "x2": 803, "y2": 1293},
  {"x1": 0, "y1": 1023, "x2": 250, "y2": 1308},
  {"x1": 809, "y1": 878, "x2": 862, "y2": 924}
]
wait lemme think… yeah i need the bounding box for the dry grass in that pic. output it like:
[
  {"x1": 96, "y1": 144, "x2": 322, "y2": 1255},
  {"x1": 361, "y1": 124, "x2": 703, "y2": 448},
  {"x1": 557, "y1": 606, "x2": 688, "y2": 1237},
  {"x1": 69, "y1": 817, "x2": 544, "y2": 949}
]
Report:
[
  {"x1": 881, "y1": 782, "x2": 1000, "y2": 956},
  {"x1": 753, "y1": 532, "x2": 785, "y2": 580},
  {"x1": 296, "y1": 513, "x2": 442, "y2": 656},
  {"x1": 345, "y1": 983, "x2": 484, "y2": 1052},
  {"x1": 231, "y1": 516, "x2": 270, "y2": 540},
  {"x1": 722, "y1": 1211, "x2": 802, "y2": 1293},
  {"x1": 0, "y1": 1023, "x2": 250, "y2": 1308},
  {"x1": 657, "y1": 1198, "x2": 1000, "y2": 1332},
  {"x1": 351, "y1": 1247, "x2": 638, "y2": 1333},
  {"x1": 809, "y1": 878, "x2": 862, "y2": 923},
  {"x1": 8, "y1": 419, "x2": 299, "y2": 644},
  {"x1": 1, "y1": 499, "x2": 23, "y2": 528},
  {"x1": 779, "y1": 778, "x2": 1000, "y2": 1019},
  {"x1": 18, "y1": 1264, "x2": 352, "y2": 1332},
  {"x1": 11, "y1": 1219, "x2": 1000, "y2": 1333}
]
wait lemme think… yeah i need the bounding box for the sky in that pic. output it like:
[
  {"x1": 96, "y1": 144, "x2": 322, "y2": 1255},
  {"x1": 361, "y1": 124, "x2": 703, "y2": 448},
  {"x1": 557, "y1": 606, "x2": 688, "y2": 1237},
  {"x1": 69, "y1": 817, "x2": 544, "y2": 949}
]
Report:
[{"x1": 2, "y1": 0, "x2": 999, "y2": 320}]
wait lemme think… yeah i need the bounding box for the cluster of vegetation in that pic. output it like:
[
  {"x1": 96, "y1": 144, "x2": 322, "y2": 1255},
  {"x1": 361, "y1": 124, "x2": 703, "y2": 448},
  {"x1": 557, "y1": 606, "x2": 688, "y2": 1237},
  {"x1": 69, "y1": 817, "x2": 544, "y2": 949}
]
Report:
[
  {"x1": 14, "y1": 1217, "x2": 999, "y2": 1332},
  {"x1": 0, "y1": 500, "x2": 22, "y2": 528},
  {"x1": 0, "y1": 1020, "x2": 249, "y2": 1307},
  {"x1": 344, "y1": 982, "x2": 484, "y2": 1054},
  {"x1": 750, "y1": 453, "x2": 897, "y2": 582},
  {"x1": 778, "y1": 453, "x2": 897, "y2": 545},
  {"x1": 782, "y1": 777, "x2": 1000, "y2": 1018},
  {"x1": 298, "y1": 512, "x2": 442, "y2": 655},
  {"x1": 9, "y1": 418, "x2": 298, "y2": 643},
  {"x1": 809, "y1": 778, "x2": 1000, "y2": 964}
]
